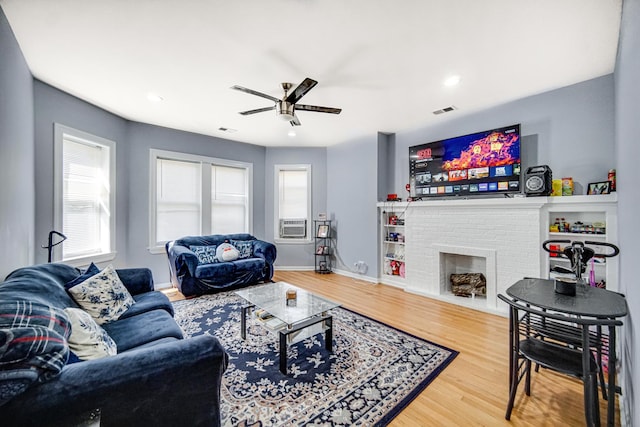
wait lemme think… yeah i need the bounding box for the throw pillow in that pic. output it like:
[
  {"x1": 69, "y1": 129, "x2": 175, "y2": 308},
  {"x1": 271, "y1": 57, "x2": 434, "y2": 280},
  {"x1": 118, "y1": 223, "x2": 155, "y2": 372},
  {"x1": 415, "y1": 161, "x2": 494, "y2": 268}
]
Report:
[
  {"x1": 216, "y1": 242, "x2": 239, "y2": 262},
  {"x1": 65, "y1": 262, "x2": 100, "y2": 289},
  {"x1": 231, "y1": 240, "x2": 253, "y2": 259},
  {"x1": 67, "y1": 265, "x2": 135, "y2": 325},
  {"x1": 64, "y1": 308, "x2": 117, "y2": 360},
  {"x1": 189, "y1": 245, "x2": 218, "y2": 264}
]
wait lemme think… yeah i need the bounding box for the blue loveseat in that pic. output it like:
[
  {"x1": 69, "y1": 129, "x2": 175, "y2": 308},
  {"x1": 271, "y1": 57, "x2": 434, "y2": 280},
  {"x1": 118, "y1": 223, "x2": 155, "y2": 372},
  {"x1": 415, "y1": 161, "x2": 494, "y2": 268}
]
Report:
[
  {"x1": 0, "y1": 263, "x2": 228, "y2": 426},
  {"x1": 166, "y1": 233, "x2": 277, "y2": 297}
]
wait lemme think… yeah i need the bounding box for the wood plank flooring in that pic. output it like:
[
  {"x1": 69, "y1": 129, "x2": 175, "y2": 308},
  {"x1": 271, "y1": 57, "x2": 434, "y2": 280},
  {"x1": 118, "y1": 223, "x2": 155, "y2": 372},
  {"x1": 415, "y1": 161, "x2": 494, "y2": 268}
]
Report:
[{"x1": 168, "y1": 271, "x2": 620, "y2": 426}]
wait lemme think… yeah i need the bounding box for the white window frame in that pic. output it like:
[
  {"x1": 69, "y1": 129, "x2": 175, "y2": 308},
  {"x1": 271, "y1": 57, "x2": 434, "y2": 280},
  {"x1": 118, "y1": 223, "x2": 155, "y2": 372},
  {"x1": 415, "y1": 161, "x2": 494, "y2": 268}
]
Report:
[
  {"x1": 53, "y1": 124, "x2": 117, "y2": 266},
  {"x1": 274, "y1": 164, "x2": 312, "y2": 244},
  {"x1": 149, "y1": 149, "x2": 253, "y2": 253}
]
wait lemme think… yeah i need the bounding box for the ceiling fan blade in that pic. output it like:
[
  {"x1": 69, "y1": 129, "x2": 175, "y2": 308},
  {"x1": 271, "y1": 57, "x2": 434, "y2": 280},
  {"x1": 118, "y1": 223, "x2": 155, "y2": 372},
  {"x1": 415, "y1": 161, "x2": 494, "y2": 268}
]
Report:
[
  {"x1": 231, "y1": 85, "x2": 279, "y2": 102},
  {"x1": 285, "y1": 78, "x2": 318, "y2": 104},
  {"x1": 290, "y1": 114, "x2": 301, "y2": 126},
  {"x1": 295, "y1": 104, "x2": 342, "y2": 114},
  {"x1": 239, "y1": 106, "x2": 275, "y2": 115}
]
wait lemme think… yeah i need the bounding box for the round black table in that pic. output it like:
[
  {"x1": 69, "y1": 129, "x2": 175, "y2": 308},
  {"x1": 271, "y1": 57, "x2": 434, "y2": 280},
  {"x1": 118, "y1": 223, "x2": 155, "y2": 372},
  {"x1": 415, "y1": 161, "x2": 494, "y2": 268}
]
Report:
[
  {"x1": 506, "y1": 278, "x2": 628, "y2": 318},
  {"x1": 505, "y1": 277, "x2": 628, "y2": 427}
]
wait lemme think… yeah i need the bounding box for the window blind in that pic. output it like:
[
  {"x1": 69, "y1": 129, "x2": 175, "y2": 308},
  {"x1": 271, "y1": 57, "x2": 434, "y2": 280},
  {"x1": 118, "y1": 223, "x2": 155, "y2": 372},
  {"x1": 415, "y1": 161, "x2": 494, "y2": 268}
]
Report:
[{"x1": 62, "y1": 139, "x2": 109, "y2": 258}]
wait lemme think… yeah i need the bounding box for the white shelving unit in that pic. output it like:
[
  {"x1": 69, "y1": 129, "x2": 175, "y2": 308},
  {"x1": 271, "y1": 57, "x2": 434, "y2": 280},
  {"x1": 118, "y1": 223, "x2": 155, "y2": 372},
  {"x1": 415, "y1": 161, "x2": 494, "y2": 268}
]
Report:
[
  {"x1": 379, "y1": 205, "x2": 407, "y2": 288},
  {"x1": 542, "y1": 194, "x2": 618, "y2": 292}
]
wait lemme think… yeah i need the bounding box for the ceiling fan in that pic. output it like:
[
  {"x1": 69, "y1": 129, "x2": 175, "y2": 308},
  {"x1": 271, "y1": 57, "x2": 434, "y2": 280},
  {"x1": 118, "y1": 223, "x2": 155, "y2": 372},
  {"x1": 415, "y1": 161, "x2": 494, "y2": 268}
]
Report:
[{"x1": 231, "y1": 77, "x2": 341, "y2": 126}]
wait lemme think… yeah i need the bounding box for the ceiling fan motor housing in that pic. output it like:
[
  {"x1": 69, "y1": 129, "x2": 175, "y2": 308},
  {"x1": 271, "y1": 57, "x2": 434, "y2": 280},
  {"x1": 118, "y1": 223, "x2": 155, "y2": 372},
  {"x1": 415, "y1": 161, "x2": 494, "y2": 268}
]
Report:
[{"x1": 277, "y1": 101, "x2": 295, "y2": 121}]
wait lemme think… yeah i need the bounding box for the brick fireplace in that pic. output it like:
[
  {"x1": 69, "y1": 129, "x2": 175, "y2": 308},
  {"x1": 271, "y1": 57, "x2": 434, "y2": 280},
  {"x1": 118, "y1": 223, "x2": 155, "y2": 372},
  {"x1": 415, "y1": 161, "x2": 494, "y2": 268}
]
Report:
[{"x1": 403, "y1": 198, "x2": 546, "y2": 314}]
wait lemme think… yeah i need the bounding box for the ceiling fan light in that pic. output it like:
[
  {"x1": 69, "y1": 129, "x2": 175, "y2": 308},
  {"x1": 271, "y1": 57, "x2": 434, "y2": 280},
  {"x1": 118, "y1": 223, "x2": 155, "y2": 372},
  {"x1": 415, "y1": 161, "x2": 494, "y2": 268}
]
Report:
[{"x1": 277, "y1": 101, "x2": 295, "y2": 121}]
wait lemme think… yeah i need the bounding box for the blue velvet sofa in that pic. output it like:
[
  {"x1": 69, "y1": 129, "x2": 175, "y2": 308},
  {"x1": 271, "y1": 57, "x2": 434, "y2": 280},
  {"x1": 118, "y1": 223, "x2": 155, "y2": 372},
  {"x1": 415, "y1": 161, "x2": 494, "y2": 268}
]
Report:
[
  {"x1": 0, "y1": 263, "x2": 228, "y2": 426},
  {"x1": 166, "y1": 233, "x2": 277, "y2": 297}
]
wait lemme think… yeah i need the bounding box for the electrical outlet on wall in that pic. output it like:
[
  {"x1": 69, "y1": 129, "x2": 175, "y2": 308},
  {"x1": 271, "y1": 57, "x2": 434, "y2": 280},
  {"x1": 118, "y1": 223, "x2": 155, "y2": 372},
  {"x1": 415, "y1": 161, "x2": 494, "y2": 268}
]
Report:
[{"x1": 353, "y1": 261, "x2": 368, "y2": 274}]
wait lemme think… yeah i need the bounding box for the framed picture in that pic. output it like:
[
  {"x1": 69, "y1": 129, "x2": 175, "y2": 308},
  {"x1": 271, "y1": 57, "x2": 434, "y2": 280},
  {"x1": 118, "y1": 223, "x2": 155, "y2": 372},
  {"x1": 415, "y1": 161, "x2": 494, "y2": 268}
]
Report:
[
  {"x1": 587, "y1": 181, "x2": 611, "y2": 195},
  {"x1": 319, "y1": 261, "x2": 327, "y2": 271},
  {"x1": 315, "y1": 245, "x2": 324, "y2": 255},
  {"x1": 323, "y1": 246, "x2": 330, "y2": 255},
  {"x1": 317, "y1": 224, "x2": 330, "y2": 238}
]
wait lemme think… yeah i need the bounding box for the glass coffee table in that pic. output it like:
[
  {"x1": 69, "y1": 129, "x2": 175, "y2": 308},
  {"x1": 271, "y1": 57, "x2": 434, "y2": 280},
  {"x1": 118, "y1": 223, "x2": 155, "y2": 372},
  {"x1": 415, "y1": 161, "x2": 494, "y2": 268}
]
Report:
[{"x1": 236, "y1": 282, "x2": 340, "y2": 374}]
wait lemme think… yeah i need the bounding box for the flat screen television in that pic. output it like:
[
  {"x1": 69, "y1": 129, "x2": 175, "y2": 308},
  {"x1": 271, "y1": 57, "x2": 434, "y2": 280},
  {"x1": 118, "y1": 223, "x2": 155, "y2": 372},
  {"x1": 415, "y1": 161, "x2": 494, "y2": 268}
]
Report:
[{"x1": 409, "y1": 124, "x2": 521, "y2": 198}]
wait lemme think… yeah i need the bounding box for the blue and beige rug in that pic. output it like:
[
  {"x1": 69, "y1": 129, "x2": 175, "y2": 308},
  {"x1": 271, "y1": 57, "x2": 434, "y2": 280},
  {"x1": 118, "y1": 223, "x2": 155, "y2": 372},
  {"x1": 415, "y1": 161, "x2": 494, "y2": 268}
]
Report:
[{"x1": 173, "y1": 288, "x2": 458, "y2": 426}]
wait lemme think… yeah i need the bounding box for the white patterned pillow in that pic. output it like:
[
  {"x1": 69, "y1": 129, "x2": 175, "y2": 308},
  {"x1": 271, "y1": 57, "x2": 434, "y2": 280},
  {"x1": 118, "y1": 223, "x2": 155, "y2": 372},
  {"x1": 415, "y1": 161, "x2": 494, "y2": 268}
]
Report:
[
  {"x1": 189, "y1": 245, "x2": 218, "y2": 264},
  {"x1": 67, "y1": 265, "x2": 135, "y2": 325},
  {"x1": 64, "y1": 308, "x2": 117, "y2": 360},
  {"x1": 231, "y1": 240, "x2": 253, "y2": 259}
]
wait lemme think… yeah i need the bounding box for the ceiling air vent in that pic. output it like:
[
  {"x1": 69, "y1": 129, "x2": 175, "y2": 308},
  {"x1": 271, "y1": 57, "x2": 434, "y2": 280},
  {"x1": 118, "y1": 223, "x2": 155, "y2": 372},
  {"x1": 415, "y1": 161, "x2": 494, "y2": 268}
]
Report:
[{"x1": 433, "y1": 105, "x2": 458, "y2": 115}]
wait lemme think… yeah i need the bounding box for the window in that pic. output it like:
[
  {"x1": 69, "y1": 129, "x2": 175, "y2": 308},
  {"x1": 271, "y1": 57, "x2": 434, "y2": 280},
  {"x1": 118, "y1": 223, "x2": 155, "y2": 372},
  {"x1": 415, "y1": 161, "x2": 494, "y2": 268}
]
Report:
[
  {"x1": 211, "y1": 165, "x2": 249, "y2": 234},
  {"x1": 150, "y1": 149, "x2": 252, "y2": 252},
  {"x1": 54, "y1": 124, "x2": 116, "y2": 265},
  {"x1": 275, "y1": 164, "x2": 311, "y2": 242}
]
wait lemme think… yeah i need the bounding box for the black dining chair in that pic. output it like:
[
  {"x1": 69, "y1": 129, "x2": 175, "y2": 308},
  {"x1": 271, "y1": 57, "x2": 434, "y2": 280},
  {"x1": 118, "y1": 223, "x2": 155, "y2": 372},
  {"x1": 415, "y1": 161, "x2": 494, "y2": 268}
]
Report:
[
  {"x1": 521, "y1": 277, "x2": 617, "y2": 402},
  {"x1": 498, "y1": 294, "x2": 622, "y2": 427}
]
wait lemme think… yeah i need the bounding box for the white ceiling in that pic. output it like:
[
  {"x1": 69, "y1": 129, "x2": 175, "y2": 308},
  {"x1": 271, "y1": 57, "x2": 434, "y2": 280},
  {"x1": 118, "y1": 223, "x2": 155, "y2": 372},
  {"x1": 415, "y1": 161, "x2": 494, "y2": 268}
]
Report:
[{"x1": 1, "y1": 0, "x2": 622, "y2": 147}]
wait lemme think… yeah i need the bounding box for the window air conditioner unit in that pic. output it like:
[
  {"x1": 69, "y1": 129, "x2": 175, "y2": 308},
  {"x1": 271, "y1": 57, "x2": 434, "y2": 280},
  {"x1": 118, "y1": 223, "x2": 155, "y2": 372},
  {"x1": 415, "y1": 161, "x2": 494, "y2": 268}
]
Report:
[{"x1": 280, "y1": 219, "x2": 307, "y2": 238}]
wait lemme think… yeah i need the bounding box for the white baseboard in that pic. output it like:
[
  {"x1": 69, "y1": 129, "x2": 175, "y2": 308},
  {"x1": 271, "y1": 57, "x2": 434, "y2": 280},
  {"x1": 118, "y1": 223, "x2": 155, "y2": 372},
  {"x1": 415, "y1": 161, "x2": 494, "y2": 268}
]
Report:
[
  {"x1": 274, "y1": 266, "x2": 315, "y2": 271},
  {"x1": 154, "y1": 281, "x2": 172, "y2": 290},
  {"x1": 331, "y1": 268, "x2": 379, "y2": 284}
]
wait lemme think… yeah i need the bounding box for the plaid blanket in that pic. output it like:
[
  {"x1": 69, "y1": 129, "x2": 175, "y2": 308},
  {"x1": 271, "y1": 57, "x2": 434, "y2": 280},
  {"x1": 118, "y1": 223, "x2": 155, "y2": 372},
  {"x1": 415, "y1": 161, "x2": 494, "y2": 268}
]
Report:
[{"x1": 0, "y1": 301, "x2": 71, "y2": 406}]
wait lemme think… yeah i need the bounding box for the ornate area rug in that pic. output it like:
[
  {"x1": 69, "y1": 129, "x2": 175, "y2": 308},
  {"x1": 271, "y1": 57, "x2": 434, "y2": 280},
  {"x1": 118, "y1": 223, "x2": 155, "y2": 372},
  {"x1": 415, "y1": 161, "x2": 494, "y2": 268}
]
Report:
[{"x1": 173, "y1": 289, "x2": 458, "y2": 426}]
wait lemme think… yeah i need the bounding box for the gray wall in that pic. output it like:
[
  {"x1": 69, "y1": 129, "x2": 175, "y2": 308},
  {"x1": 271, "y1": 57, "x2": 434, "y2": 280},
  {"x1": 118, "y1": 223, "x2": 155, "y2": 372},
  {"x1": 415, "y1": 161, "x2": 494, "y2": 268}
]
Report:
[
  {"x1": 265, "y1": 147, "x2": 327, "y2": 268},
  {"x1": 33, "y1": 81, "x2": 129, "y2": 266},
  {"x1": 0, "y1": 8, "x2": 34, "y2": 279},
  {"x1": 394, "y1": 75, "x2": 616, "y2": 196},
  {"x1": 377, "y1": 132, "x2": 395, "y2": 202},
  {"x1": 327, "y1": 136, "x2": 379, "y2": 277},
  {"x1": 126, "y1": 122, "x2": 267, "y2": 284},
  {"x1": 615, "y1": 0, "x2": 640, "y2": 424}
]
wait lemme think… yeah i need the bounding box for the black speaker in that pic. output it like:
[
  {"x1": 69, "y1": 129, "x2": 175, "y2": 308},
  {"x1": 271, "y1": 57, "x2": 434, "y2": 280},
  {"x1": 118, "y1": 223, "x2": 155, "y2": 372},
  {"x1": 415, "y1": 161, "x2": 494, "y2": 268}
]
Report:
[{"x1": 524, "y1": 165, "x2": 552, "y2": 196}]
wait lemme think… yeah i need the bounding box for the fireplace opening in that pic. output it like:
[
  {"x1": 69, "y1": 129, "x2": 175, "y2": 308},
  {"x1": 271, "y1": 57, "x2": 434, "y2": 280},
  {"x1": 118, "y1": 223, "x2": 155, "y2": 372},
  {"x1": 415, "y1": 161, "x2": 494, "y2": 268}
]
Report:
[{"x1": 440, "y1": 253, "x2": 487, "y2": 299}]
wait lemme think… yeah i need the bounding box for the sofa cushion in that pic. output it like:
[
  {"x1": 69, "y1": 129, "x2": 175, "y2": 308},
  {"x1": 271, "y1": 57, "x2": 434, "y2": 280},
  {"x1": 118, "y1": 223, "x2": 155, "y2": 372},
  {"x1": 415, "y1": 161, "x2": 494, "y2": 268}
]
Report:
[
  {"x1": 234, "y1": 258, "x2": 265, "y2": 273},
  {"x1": 101, "y1": 309, "x2": 183, "y2": 352},
  {"x1": 0, "y1": 369, "x2": 39, "y2": 407},
  {"x1": 64, "y1": 308, "x2": 117, "y2": 361},
  {"x1": 189, "y1": 245, "x2": 218, "y2": 264},
  {"x1": 195, "y1": 262, "x2": 235, "y2": 279},
  {"x1": 0, "y1": 264, "x2": 80, "y2": 310},
  {"x1": 231, "y1": 240, "x2": 253, "y2": 259},
  {"x1": 67, "y1": 265, "x2": 135, "y2": 325},
  {"x1": 119, "y1": 292, "x2": 175, "y2": 319}
]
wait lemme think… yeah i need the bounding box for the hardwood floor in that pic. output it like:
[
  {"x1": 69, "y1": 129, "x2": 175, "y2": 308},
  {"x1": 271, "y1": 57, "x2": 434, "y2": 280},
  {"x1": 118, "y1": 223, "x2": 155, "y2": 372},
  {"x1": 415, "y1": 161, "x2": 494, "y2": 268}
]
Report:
[{"x1": 167, "y1": 271, "x2": 620, "y2": 426}]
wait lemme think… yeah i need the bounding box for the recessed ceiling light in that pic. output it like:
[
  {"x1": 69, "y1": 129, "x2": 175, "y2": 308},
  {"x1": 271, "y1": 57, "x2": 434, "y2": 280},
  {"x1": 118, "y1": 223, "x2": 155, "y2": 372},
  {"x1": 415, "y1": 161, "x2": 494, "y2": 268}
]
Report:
[
  {"x1": 443, "y1": 75, "x2": 461, "y2": 87},
  {"x1": 288, "y1": 130, "x2": 296, "y2": 137},
  {"x1": 147, "y1": 93, "x2": 164, "y2": 102}
]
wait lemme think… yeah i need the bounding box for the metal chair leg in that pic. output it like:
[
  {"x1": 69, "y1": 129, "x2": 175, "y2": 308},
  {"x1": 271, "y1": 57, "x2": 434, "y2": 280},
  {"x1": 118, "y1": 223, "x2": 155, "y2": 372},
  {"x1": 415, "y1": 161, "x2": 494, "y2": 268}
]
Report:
[{"x1": 505, "y1": 355, "x2": 521, "y2": 420}]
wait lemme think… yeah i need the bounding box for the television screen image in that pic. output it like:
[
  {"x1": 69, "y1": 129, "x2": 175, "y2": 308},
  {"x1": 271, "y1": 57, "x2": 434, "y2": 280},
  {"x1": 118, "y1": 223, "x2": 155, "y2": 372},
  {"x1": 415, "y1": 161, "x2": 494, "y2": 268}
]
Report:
[{"x1": 409, "y1": 124, "x2": 521, "y2": 198}]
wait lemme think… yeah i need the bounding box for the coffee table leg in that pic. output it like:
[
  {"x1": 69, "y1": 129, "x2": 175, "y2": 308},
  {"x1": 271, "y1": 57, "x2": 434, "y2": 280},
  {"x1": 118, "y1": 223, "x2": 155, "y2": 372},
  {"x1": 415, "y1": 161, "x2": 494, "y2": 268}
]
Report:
[
  {"x1": 279, "y1": 331, "x2": 287, "y2": 374},
  {"x1": 325, "y1": 316, "x2": 333, "y2": 352},
  {"x1": 241, "y1": 305, "x2": 250, "y2": 340}
]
